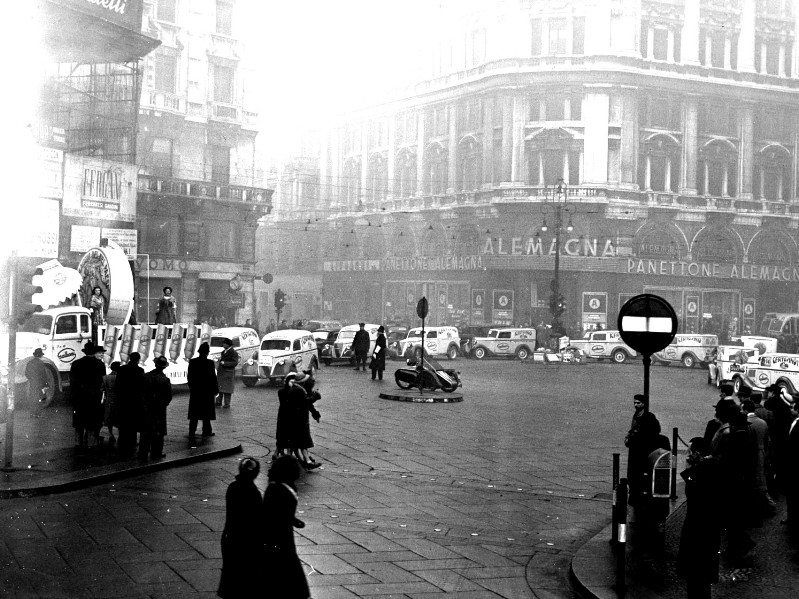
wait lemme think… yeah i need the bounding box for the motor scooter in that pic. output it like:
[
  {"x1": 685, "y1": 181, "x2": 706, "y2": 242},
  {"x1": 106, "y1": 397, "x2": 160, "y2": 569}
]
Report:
[{"x1": 394, "y1": 355, "x2": 461, "y2": 392}]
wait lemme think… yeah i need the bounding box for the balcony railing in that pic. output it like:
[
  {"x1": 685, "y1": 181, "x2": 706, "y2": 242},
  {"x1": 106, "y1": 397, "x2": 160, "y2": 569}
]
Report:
[
  {"x1": 142, "y1": 90, "x2": 185, "y2": 114},
  {"x1": 647, "y1": 191, "x2": 798, "y2": 215},
  {"x1": 137, "y1": 174, "x2": 273, "y2": 209},
  {"x1": 211, "y1": 101, "x2": 240, "y2": 122}
]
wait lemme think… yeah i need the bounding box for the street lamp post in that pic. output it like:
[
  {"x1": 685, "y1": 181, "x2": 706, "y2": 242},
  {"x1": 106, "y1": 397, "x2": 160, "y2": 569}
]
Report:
[{"x1": 539, "y1": 179, "x2": 574, "y2": 334}]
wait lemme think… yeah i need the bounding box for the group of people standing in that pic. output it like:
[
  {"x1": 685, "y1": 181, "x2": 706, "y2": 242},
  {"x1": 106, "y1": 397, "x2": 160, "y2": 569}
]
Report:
[
  {"x1": 352, "y1": 322, "x2": 387, "y2": 380},
  {"x1": 275, "y1": 371, "x2": 322, "y2": 470},
  {"x1": 626, "y1": 382, "x2": 799, "y2": 599}
]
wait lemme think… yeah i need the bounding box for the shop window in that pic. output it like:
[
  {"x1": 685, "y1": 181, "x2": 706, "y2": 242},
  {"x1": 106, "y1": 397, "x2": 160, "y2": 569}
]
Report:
[
  {"x1": 548, "y1": 19, "x2": 567, "y2": 55},
  {"x1": 213, "y1": 64, "x2": 234, "y2": 103},
  {"x1": 216, "y1": 0, "x2": 233, "y2": 35},
  {"x1": 154, "y1": 53, "x2": 177, "y2": 93},
  {"x1": 157, "y1": 0, "x2": 176, "y2": 23}
]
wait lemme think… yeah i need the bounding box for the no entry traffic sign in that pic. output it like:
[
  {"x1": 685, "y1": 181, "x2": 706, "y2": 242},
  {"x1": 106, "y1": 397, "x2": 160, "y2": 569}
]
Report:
[{"x1": 617, "y1": 294, "x2": 678, "y2": 356}]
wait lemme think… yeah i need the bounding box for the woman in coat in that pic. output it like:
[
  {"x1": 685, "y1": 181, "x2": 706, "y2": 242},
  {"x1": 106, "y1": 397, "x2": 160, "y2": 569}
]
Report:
[
  {"x1": 275, "y1": 373, "x2": 299, "y2": 459},
  {"x1": 187, "y1": 342, "x2": 219, "y2": 442},
  {"x1": 218, "y1": 457, "x2": 263, "y2": 599},
  {"x1": 370, "y1": 326, "x2": 387, "y2": 380},
  {"x1": 215, "y1": 339, "x2": 239, "y2": 408},
  {"x1": 155, "y1": 286, "x2": 177, "y2": 325},
  {"x1": 294, "y1": 373, "x2": 321, "y2": 469},
  {"x1": 263, "y1": 456, "x2": 310, "y2": 599}
]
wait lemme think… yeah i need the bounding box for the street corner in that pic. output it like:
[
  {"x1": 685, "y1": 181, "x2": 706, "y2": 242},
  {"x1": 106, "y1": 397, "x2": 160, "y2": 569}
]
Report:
[{"x1": 378, "y1": 389, "x2": 464, "y2": 403}]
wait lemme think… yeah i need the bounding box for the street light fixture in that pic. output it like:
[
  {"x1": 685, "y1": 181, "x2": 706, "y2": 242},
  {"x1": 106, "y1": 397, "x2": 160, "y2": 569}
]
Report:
[{"x1": 539, "y1": 178, "x2": 576, "y2": 334}]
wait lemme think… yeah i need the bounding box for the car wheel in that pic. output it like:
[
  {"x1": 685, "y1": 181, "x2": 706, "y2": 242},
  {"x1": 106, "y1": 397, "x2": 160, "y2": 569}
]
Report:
[
  {"x1": 516, "y1": 347, "x2": 530, "y2": 360},
  {"x1": 733, "y1": 376, "x2": 744, "y2": 394},
  {"x1": 446, "y1": 345, "x2": 458, "y2": 360},
  {"x1": 241, "y1": 377, "x2": 257, "y2": 388},
  {"x1": 681, "y1": 354, "x2": 696, "y2": 368},
  {"x1": 612, "y1": 350, "x2": 627, "y2": 364},
  {"x1": 474, "y1": 347, "x2": 486, "y2": 360},
  {"x1": 395, "y1": 372, "x2": 413, "y2": 389},
  {"x1": 308, "y1": 360, "x2": 318, "y2": 377}
]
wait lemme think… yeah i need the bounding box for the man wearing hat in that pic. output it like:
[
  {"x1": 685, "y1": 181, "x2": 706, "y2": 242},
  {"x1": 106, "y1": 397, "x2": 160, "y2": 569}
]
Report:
[
  {"x1": 25, "y1": 348, "x2": 50, "y2": 409},
  {"x1": 624, "y1": 394, "x2": 662, "y2": 520},
  {"x1": 351, "y1": 323, "x2": 370, "y2": 371},
  {"x1": 115, "y1": 352, "x2": 146, "y2": 457},
  {"x1": 69, "y1": 341, "x2": 107, "y2": 449},
  {"x1": 187, "y1": 342, "x2": 219, "y2": 445},
  {"x1": 140, "y1": 356, "x2": 172, "y2": 459}
]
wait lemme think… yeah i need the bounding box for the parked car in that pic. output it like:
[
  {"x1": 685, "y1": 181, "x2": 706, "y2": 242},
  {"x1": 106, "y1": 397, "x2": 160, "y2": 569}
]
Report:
[
  {"x1": 312, "y1": 328, "x2": 341, "y2": 360},
  {"x1": 396, "y1": 326, "x2": 461, "y2": 360},
  {"x1": 386, "y1": 326, "x2": 410, "y2": 360},
  {"x1": 652, "y1": 334, "x2": 718, "y2": 368},
  {"x1": 321, "y1": 323, "x2": 381, "y2": 366},
  {"x1": 208, "y1": 327, "x2": 261, "y2": 369},
  {"x1": 562, "y1": 330, "x2": 637, "y2": 363},
  {"x1": 241, "y1": 329, "x2": 319, "y2": 387},
  {"x1": 470, "y1": 328, "x2": 537, "y2": 360}
]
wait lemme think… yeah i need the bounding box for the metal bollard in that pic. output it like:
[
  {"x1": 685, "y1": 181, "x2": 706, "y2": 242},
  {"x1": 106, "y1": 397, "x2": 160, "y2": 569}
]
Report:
[
  {"x1": 611, "y1": 453, "x2": 620, "y2": 545},
  {"x1": 615, "y1": 478, "x2": 628, "y2": 596},
  {"x1": 670, "y1": 428, "x2": 678, "y2": 500}
]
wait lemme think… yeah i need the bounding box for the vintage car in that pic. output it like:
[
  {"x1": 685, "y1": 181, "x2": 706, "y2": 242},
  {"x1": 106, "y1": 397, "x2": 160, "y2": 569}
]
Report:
[
  {"x1": 562, "y1": 330, "x2": 637, "y2": 363},
  {"x1": 386, "y1": 326, "x2": 410, "y2": 360},
  {"x1": 208, "y1": 327, "x2": 261, "y2": 369},
  {"x1": 321, "y1": 323, "x2": 380, "y2": 366},
  {"x1": 312, "y1": 328, "x2": 340, "y2": 360},
  {"x1": 395, "y1": 326, "x2": 461, "y2": 360},
  {"x1": 733, "y1": 352, "x2": 799, "y2": 394},
  {"x1": 652, "y1": 334, "x2": 718, "y2": 368},
  {"x1": 707, "y1": 336, "x2": 777, "y2": 386},
  {"x1": 240, "y1": 329, "x2": 319, "y2": 387},
  {"x1": 470, "y1": 328, "x2": 537, "y2": 360}
]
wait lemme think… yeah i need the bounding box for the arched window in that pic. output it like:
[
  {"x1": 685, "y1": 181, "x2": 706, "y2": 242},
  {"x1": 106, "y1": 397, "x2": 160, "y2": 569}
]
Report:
[
  {"x1": 395, "y1": 150, "x2": 417, "y2": 198},
  {"x1": 639, "y1": 135, "x2": 680, "y2": 192},
  {"x1": 424, "y1": 144, "x2": 448, "y2": 194},
  {"x1": 367, "y1": 153, "x2": 388, "y2": 203},
  {"x1": 457, "y1": 137, "x2": 482, "y2": 191},
  {"x1": 341, "y1": 158, "x2": 361, "y2": 206},
  {"x1": 754, "y1": 146, "x2": 792, "y2": 201},
  {"x1": 698, "y1": 140, "x2": 738, "y2": 197}
]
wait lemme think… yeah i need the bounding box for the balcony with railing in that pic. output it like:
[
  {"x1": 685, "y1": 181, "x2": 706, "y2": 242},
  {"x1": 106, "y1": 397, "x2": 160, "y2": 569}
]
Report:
[
  {"x1": 137, "y1": 174, "x2": 273, "y2": 212},
  {"x1": 210, "y1": 101, "x2": 241, "y2": 123},
  {"x1": 141, "y1": 90, "x2": 186, "y2": 115},
  {"x1": 645, "y1": 190, "x2": 799, "y2": 217}
]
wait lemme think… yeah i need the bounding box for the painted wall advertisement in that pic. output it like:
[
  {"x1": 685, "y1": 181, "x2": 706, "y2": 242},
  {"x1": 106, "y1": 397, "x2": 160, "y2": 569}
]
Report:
[
  {"x1": 492, "y1": 289, "x2": 514, "y2": 325},
  {"x1": 62, "y1": 155, "x2": 137, "y2": 222}
]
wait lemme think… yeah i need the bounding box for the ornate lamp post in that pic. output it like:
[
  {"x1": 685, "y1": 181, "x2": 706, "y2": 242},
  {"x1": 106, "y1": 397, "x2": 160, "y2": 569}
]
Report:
[{"x1": 538, "y1": 179, "x2": 574, "y2": 334}]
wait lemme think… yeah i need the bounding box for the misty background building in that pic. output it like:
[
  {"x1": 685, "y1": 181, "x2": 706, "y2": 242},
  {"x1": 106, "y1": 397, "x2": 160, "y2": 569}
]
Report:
[{"x1": 260, "y1": 0, "x2": 799, "y2": 339}]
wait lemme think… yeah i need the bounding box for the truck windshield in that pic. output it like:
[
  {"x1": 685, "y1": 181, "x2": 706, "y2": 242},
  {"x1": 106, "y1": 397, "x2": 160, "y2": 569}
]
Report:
[
  {"x1": 261, "y1": 339, "x2": 291, "y2": 351},
  {"x1": 765, "y1": 316, "x2": 787, "y2": 335},
  {"x1": 19, "y1": 314, "x2": 53, "y2": 335}
]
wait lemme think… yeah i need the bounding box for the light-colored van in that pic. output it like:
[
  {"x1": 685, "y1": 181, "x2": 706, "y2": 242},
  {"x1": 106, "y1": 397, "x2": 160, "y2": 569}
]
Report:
[
  {"x1": 735, "y1": 352, "x2": 799, "y2": 394},
  {"x1": 241, "y1": 329, "x2": 318, "y2": 387},
  {"x1": 470, "y1": 328, "x2": 536, "y2": 360},
  {"x1": 321, "y1": 324, "x2": 380, "y2": 366},
  {"x1": 707, "y1": 336, "x2": 777, "y2": 386},
  {"x1": 653, "y1": 334, "x2": 718, "y2": 368},
  {"x1": 396, "y1": 326, "x2": 461, "y2": 360},
  {"x1": 563, "y1": 330, "x2": 637, "y2": 363}
]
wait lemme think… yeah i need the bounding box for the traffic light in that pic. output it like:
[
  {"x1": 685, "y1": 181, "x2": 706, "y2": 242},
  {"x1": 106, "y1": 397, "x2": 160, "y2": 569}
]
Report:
[
  {"x1": 274, "y1": 288, "x2": 286, "y2": 310},
  {"x1": 14, "y1": 264, "x2": 45, "y2": 324}
]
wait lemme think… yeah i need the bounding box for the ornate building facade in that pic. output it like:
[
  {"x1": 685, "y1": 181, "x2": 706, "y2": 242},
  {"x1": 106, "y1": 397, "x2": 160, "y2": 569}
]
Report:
[{"x1": 263, "y1": 0, "x2": 799, "y2": 339}]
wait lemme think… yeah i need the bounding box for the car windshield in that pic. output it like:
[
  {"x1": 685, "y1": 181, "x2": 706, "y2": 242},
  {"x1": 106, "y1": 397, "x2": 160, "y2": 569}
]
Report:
[
  {"x1": 19, "y1": 314, "x2": 53, "y2": 334},
  {"x1": 766, "y1": 316, "x2": 787, "y2": 335},
  {"x1": 261, "y1": 339, "x2": 291, "y2": 351},
  {"x1": 408, "y1": 328, "x2": 422, "y2": 338},
  {"x1": 210, "y1": 337, "x2": 231, "y2": 348}
]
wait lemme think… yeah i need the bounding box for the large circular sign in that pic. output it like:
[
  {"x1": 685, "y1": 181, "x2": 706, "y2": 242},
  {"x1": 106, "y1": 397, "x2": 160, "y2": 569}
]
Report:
[
  {"x1": 416, "y1": 297, "x2": 429, "y2": 319},
  {"x1": 77, "y1": 241, "x2": 134, "y2": 325},
  {"x1": 617, "y1": 294, "x2": 678, "y2": 356}
]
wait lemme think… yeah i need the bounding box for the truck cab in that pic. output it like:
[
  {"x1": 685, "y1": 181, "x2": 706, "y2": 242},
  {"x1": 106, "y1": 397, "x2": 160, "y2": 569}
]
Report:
[{"x1": 563, "y1": 330, "x2": 637, "y2": 363}]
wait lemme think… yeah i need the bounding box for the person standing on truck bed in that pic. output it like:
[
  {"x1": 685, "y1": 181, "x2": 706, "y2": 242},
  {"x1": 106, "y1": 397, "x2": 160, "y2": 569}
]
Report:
[
  {"x1": 69, "y1": 341, "x2": 107, "y2": 450},
  {"x1": 155, "y1": 286, "x2": 177, "y2": 325}
]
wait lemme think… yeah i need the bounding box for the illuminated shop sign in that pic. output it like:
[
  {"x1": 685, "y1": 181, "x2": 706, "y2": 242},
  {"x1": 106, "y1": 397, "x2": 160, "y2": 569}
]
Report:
[
  {"x1": 481, "y1": 237, "x2": 616, "y2": 257},
  {"x1": 627, "y1": 259, "x2": 799, "y2": 282}
]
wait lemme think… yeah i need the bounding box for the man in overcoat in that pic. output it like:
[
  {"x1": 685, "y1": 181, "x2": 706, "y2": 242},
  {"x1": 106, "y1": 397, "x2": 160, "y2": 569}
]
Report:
[
  {"x1": 69, "y1": 341, "x2": 107, "y2": 448},
  {"x1": 352, "y1": 322, "x2": 370, "y2": 371},
  {"x1": 115, "y1": 352, "x2": 145, "y2": 457},
  {"x1": 370, "y1": 326, "x2": 387, "y2": 380},
  {"x1": 140, "y1": 356, "x2": 172, "y2": 459},
  {"x1": 188, "y1": 342, "x2": 218, "y2": 445},
  {"x1": 25, "y1": 348, "x2": 50, "y2": 409},
  {"x1": 215, "y1": 338, "x2": 239, "y2": 408}
]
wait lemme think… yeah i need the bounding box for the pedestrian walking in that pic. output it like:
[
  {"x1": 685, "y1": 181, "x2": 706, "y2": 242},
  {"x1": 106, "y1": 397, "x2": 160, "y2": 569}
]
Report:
[
  {"x1": 352, "y1": 322, "x2": 370, "y2": 371},
  {"x1": 115, "y1": 352, "x2": 145, "y2": 457},
  {"x1": 624, "y1": 394, "x2": 662, "y2": 523},
  {"x1": 677, "y1": 437, "x2": 723, "y2": 599},
  {"x1": 188, "y1": 342, "x2": 219, "y2": 445},
  {"x1": 263, "y1": 456, "x2": 311, "y2": 599},
  {"x1": 275, "y1": 373, "x2": 301, "y2": 460},
  {"x1": 102, "y1": 361, "x2": 121, "y2": 447},
  {"x1": 215, "y1": 338, "x2": 239, "y2": 408},
  {"x1": 218, "y1": 457, "x2": 263, "y2": 599},
  {"x1": 294, "y1": 372, "x2": 322, "y2": 470},
  {"x1": 370, "y1": 325, "x2": 387, "y2": 380},
  {"x1": 25, "y1": 348, "x2": 50, "y2": 410},
  {"x1": 155, "y1": 286, "x2": 177, "y2": 325},
  {"x1": 69, "y1": 341, "x2": 107, "y2": 449},
  {"x1": 140, "y1": 356, "x2": 172, "y2": 459}
]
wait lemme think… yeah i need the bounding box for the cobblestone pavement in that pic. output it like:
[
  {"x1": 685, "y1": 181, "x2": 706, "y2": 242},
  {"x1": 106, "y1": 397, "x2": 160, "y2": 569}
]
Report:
[{"x1": 0, "y1": 359, "x2": 781, "y2": 598}]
